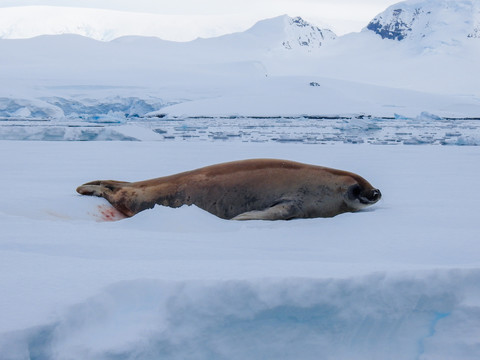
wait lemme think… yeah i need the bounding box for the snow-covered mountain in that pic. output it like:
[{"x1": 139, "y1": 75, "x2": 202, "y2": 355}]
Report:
[
  {"x1": 281, "y1": 16, "x2": 336, "y2": 49},
  {"x1": 365, "y1": 0, "x2": 480, "y2": 44},
  {"x1": 0, "y1": 3, "x2": 479, "y2": 121},
  {"x1": 0, "y1": 6, "x2": 336, "y2": 48},
  {"x1": 243, "y1": 15, "x2": 336, "y2": 51},
  {"x1": 0, "y1": 5, "x2": 335, "y2": 52},
  {"x1": 188, "y1": 14, "x2": 336, "y2": 57}
]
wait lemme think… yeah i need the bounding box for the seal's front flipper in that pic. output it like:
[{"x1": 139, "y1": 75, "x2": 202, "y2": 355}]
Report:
[{"x1": 232, "y1": 201, "x2": 301, "y2": 221}]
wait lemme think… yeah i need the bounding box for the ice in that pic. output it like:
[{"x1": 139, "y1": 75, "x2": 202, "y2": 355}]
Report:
[
  {"x1": 0, "y1": 96, "x2": 165, "y2": 120},
  {"x1": 417, "y1": 111, "x2": 443, "y2": 121},
  {"x1": 0, "y1": 97, "x2": 65, "y2": 119},
  {"x1": 447, "y1": 135, "x2": 480, "y2": 146},
  {"x1": 1, "y1": 114, "x2": 479, "y2": 145}
]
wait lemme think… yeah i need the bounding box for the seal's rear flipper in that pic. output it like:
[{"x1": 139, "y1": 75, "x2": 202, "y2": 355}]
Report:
[
  {"x1": 76, "y1": 180, "x2": 136, "y2": 217},
  {"x1": 76, "y1": 180, "x2": 130, "y2": 197},
  {"x1": 76, "y1": 182, "x2": 104, "y2": 197},
  {"x1": 232, "y1": 201, "x2": 301, "y2": 221}
]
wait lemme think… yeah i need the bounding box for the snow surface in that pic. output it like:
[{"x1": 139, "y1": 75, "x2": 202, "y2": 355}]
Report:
[{"x1": 1, "y1": 141, "x2": 480, "y2": 359}]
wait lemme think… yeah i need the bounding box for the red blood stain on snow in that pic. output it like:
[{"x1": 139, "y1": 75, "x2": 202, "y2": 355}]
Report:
[{"x1": 93, "y1": 204, "x2": 127, "y2": 222}]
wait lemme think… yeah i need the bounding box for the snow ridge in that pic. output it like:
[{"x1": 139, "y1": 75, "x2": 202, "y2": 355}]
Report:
[{"x1": 1, "y1": 272, "x2": 479, "y2": 360}]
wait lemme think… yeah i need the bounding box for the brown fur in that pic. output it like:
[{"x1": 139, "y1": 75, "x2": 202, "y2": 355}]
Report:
[{"x1": 76, "y1": 159, "x2": 381, "y2": 220}]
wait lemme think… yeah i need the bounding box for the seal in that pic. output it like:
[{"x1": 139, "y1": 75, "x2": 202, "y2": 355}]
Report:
[{"x1": 76, "y1": 159, "x2": 381, "y2": 220}]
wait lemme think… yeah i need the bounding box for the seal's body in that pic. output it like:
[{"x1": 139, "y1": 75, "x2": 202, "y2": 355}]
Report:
[{"x1": 77, "y1": 159, "x2": 381, "y2": 220}]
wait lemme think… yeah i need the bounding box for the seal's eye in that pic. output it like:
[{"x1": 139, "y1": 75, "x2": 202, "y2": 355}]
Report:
[{"x1": 347, "y1": 184, "x2": 361, "y2": 200}]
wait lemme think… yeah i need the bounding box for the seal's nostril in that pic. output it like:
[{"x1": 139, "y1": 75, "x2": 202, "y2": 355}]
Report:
[{"x1": 368, "y1": 189, "x2": 381, "y2": 201}]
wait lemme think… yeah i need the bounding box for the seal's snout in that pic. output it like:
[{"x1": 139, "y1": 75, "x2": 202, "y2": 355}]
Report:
[
  {"x1": 369, "y1": 189, "x2": 382, "y2": 202},
  {"x1": 356, "y1": 188, "x2": 381, "y2": 205},
  {"x1": 362, "y1": 188, "x2": 381, "y2": 203}
]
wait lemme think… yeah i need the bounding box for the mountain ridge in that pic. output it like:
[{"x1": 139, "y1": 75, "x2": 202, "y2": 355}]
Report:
[
  {"x1": 0, "y1": 6, "x2": 336, "y2": 44},
  {"x1": 2, "y1": 1, "x2": 479, "y2": 50}
]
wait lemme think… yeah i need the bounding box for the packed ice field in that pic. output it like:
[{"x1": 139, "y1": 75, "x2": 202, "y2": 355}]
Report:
[{"x1": 1, "y1": 114, "x2": 480, "y2": 145}]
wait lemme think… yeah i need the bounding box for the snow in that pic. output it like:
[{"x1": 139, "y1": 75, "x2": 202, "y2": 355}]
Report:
[
  {"x1": 156, "y1": 76, "x2": 480, "y2": 118},
  {"x1": 244, "y1": 15, "x2": 336, "y2": 51},
  {"x1": 1, "y1": 141, "x2": 480, "y2": 359}
]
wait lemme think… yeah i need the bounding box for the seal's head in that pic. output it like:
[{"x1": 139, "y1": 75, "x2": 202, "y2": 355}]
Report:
[{"x1": 344, "y1": 183, "x2": 382, "y2": 211}]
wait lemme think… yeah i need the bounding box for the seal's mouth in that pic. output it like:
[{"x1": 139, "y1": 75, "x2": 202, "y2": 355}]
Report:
[{"x1": 359, "y1": 188, "x2": 382, "y2": 204}]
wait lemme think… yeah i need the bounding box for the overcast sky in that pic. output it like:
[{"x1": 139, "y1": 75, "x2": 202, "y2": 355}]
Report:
[{"x1": 0, "y1": 0, "x2": 400, "y2": 35}]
